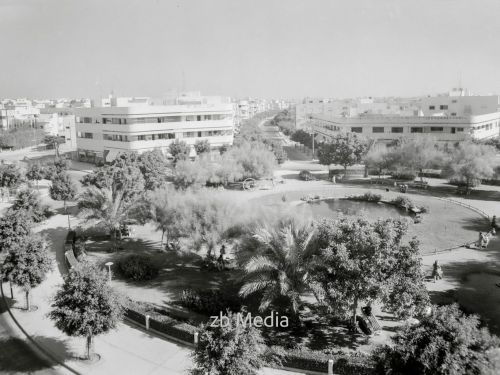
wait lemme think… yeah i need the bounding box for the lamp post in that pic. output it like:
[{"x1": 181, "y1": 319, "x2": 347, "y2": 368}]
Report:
[{"x1": 105, "y1": 262, "x2": 114, "y2": 283}]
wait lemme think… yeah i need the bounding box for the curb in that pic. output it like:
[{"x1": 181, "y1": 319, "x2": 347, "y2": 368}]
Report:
[{"x1": 0, "y1": 282, "x2": 81, "y2": 375}]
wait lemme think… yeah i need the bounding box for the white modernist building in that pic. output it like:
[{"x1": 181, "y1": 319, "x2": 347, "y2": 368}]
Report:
[
  {"x1": 310, "y1": 93, "x2": 500, "y2": 143},
  {"x1": 74, "y1": 102, "x2": 234, "y2": 163}
]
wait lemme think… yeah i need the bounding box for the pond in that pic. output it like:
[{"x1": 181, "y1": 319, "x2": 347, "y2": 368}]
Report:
[{"x1": 306, "y1": 199, "x2": 410, "y2": 221}]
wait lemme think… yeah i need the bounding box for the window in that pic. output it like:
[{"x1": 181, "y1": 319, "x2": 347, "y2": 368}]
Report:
[
  {"x1": 440, "y1": 105, "x2": 448, "y2": 110},
  {"x1": 456, "y1": 127, "x2": 464, "y2": 132},
  {"x1": 430, "y1": 127, "x2": 443, "y2": 132},
  {"x1": 429, "y1": 106, "x2": 435, "y2": 110},
  {"x1": 197, "y1": 115, "x2": 202, "y2": 121},
  {"x1": 82, "y1": 117, "x2": 92, "y2": 123},
  {"x1": 452, "y1": 100, "x2": 457, "y2": 103},
  {"x1": 391, "y1": 127, "x2": 404, "y2": 133},
  {"x1": 372, "y1": 127, "x2": 384, "y2": 133},
  {"x1": 102, "y1": 118, "x2": 111, "y2": 124},
  {"x1": 411, "y1": 127, "x2": 423, "y2": 133},
  {"x1": 138, "y1": 135, "x2": 146, "y2": 141},
  {"x1": 197, "y1": 131, "x2": 202, "y2": 137},
  {"x1": 451, "y1": 113, "x2": 457, "y2": 116},
  {"x1": 351, "y1": 127, "x2": 362, "y2": 133}
]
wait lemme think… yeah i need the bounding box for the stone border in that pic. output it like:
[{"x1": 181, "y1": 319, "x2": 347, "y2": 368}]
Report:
[{"x1": 0, "y1": 282, "x2": 81, "y2": 375}]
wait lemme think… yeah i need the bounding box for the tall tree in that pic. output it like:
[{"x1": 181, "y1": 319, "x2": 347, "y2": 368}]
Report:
[
  {"x1": 389, "y1": 137, "x2": 447, "y2": 180},
  {"x1": 169, "y1": 140, "x2": 191, "y2": 163},
  {"x1": 445, "y1": 141, "x2": 497, "y2": 191},
  {"x1": 50, "y1": 172, "x2": 77, "y2": 228},
  {"x1": 373, "y1": 304, "x2": 500, "y2": 375},
  {"x1": 9, "y1": 188, "x2": 48, "y2": 223},
  {"x1": 194, "y1": 139, "x2": 211, "y2": 155},
  {"x1": 26, "y1": 162, "x2": 45, "y2": 190},
  {"x1": 364, "y1": 146, "x2": 393, "y2": 178},
  {"x1": 44, "y1": 135, "x2": 64, "y2": 158},
  {"x1": 1, "y1": 235, "x2": 53, "y2": 310},
  {"x1": 313, "y1": 217, "x2": 429, "y2": 329},
  {"x1": 317, "y1": 133, "x2": 367, "y2": 175},
  {"x1": 149, "y1": 188, "x2": 188, "y2": 249},
  {"x1": 191, "y1": 310, "x2": 269, "y2": 375},
  {"x1": 136, "y1": 150, "x2": 172, "y2": 191},
  {"x1": 0, "y1": 210, "x2": 33, "y2": 253},
  {"x1": 49, "y1": 262, "x2": 123, "y2": 360},
  {"x1": 239, "y1": 220, "x2": 318, "y2": 316}
]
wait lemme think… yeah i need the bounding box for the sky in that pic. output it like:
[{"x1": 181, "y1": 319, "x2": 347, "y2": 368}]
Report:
[{"x1": 1, "y1": 0, "x2": 500, "y2": 100}]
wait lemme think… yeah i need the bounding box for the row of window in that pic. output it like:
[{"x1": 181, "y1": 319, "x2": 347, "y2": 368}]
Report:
[
  {"x1": 350, "y1": 126, "x2": 466, "y2": 134},
  {"x1": 77, "y1": 114, "x2": 230, "y2": 124},
  {"x1": 78, "y1": 130, "x2": 232, "y2": 141},
  {"x1": 429, "y1": 105, "x2": 449, "y2": 110}
]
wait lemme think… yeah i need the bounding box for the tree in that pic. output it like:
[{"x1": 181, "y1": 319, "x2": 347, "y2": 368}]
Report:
[
  {"x1": 239, "y1": 220, "x2": 318, "y2": 316},
  {"x1": 225, "y1": 142, "x2": 276, "y2": 179},
  {"x1": 291, "y1": 129, "x2": 313, "y2": 148},
  {"x1": 184, "y1": 190, "x2": 235, "y2": 256},
  {"x1": 388, "y1": 137, "x2": 447, "y2": 180},
  {"x1": 317, "y1": 133, "x2": 367, "y2": 175},
  {"x1": 0, "y1": 163, "x2": 24, "y2": 189},
  {"x1": 194, "y1": 139, "x2": 211, "y2": 155},
  {"x1": 445, "y1": 141, "x2": 497, "y2": 191},
  {"x1": 313, "y1": 217, "x2": 429, "y2": 329},
  {"x1": 364, "y1": 146, "x2": 393, "y2": 178},
  {"x1": 191, "y1": 310, "x2": 269, "y2": 375},
  {"x1": 78, "y1": 185, "x2": 148, "y2": 250},
  {"x1": 373, "y1": 304, "x2": 500, "y2": 375},
  {"x1": 26, "y1": 163, "x2": 45, "y2": 190},
  {"x1": 271, "y1": 143, "x2": 287, "y2": 165},
  {"x1": 136, "y1": 150, "x2": 172, "y2": 190},
  {"x1": 0, "y1": 210, "x2": 33, "y2": 253},
  {"x1": 169, "y1": 140, "x2": 191, "y2": 163},
  {"x1": 49, "y1": 262, "x2": 123, "y2": 360},
  {"x1": 1, "y1": 235, "x2": 52, "y2": 310},
  {"x1": 44, "y1": 135, "x2": 64, "y2": 158},
  {"x1": 50, "y1": 172, "x2": 77, "y2": 228},
  {"x1": 149, "y1": 188, "x2": 188, "y2": 249},
  {"x1": 9, "y1": 188, "x2": 48, "y2": 223},
  {"x1": 173, "y1": 159, "x2": 210, "y2": 189}
]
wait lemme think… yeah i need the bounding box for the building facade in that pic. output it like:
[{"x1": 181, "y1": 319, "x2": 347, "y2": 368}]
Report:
[
  {"x1": 74, "y1": 103, "x2": 234, "y2": 163},
  {"x1": 311, "y1": 111, "x2": 500, "y2": 143}
]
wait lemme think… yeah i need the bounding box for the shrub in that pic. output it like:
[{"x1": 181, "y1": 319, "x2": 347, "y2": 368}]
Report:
[
  {"x1": 180, "y1": 288, "x2": 242, "y2": 316},
  {"x1": 391, "y1": 196, "x2": 414, "y2": 210},
  {"x1": 298, "y1": 170, "x2": 314, "y2": 181},
  {"x1": 347, "y1": 192, "x2": 382, "y2": 202},
  {"x1": 391, "y1": 171, "x2": 417, "y2": 181},
  {"x1": 73, "y1": 240, "x2": 87, "y2": 261},
  {"x1": 118, "y1": 254, "x2": 159, "y2": 281}
]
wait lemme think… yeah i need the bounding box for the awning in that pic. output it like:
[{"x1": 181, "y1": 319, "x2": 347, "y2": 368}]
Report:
[{"x1": 105, "y1": 149, "x2": 119, "y2": 163}]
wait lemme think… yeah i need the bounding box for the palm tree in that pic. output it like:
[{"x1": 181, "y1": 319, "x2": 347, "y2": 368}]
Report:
[
  {"x1": 78, "y1": 186, "x2": 147, "y2": 250},
  {"x1": 239, "y1": 220, "x2": 318, "y2": 316}
]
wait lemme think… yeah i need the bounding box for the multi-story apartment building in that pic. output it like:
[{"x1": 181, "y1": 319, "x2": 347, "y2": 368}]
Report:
[
  {"x1": 74, "y1": 101, "x2": 234, "y2": 163},
  {"x1": 37, "y1": 108, "x2": 77, "y2": 150},
  {"x1": 307, "y1": 92, "x2": 500, "y2": 143}
]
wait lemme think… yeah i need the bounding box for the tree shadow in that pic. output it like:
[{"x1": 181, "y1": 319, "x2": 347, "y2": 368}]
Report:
[
  {"x1": 0, "y1": 335, "x2": 73, "y2": 372},
  {"x1": 459, "y1": 216, "x2": 491, "y2": 232}
]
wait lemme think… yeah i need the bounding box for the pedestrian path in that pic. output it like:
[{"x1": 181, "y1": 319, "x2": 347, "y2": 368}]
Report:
[{"x1": 4, "y1": 212, "x2": 303, "y2": 375}]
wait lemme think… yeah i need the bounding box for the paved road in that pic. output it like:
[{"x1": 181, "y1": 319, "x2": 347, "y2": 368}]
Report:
[{"x1": 0, "y1": 296, "x2": 59, "y2": 375}]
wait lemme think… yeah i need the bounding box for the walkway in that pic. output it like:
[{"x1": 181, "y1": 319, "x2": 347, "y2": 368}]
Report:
[{"x1": 2, "y1": 209, "x2": 304, "y2": 374}]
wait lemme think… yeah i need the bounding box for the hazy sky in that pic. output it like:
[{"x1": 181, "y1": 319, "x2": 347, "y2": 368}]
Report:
[{"x1": 1, "y1": 0, "x2": 500, "y2": 100}]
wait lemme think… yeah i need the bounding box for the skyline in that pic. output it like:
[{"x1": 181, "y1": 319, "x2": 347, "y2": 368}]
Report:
[{"x1": 1, "y1": 0, "x2": 500, "y2": 100}]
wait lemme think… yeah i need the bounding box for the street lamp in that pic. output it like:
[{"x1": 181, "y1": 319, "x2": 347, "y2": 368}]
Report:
[{"x1": 105, "y1": 262, "x2": 114, "y2": 282}]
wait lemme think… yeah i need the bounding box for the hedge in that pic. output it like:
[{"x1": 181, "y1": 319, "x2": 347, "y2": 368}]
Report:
[{"x1": 271, "y1": 346, "x2": 374, "y2": 374}]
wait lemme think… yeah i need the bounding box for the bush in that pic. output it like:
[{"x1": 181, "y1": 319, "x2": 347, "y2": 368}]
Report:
[
  {"x1": 125, "y1": 299, "x2": 197, "y2": 342},
  {"x1": 391, "y1": 172, "x2": 416, "y2": 181},
  {"x1": 180, "y1": 288, "x2": 242, "y2": 316},
  {"x1": 391, "y1": 196, "x2": 415, "y2": 210},
  {"x1": 347, "y1": 192, "x2": 382, "y2": 202},
  {"x1": 118, "y1": 254, "x2": 159, "y2": 281},
  {"x1": 73, "y1": 240, "x2": 87, "y2": 261},
  {"x1": 271, "y1": 346, "x2": 373, "y2": 374},
  {"x1": 298, "y1": 170, "x2": 314, "y2": 181}
]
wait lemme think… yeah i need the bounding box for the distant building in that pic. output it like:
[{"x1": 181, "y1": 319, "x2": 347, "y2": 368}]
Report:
[
  {"x1": 74, "y1": 95, "x2": 234, "y2": 164},
  {"x1": 303, "y1": 91, "x2": 500, "y2": 143}
]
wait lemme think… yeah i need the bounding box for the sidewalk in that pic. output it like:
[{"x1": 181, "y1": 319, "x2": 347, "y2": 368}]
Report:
[{"x1": 5, "y1": 211, "x2": 304, "y2": 375}]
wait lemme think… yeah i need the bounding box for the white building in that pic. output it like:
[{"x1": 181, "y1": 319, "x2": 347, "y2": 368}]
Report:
[
  {"x1": 37, "y1": 108, "x2": 77, "y2": 150},
  {"x1": 74, "y1": 101, "x2": 234, "y2": 163}
]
